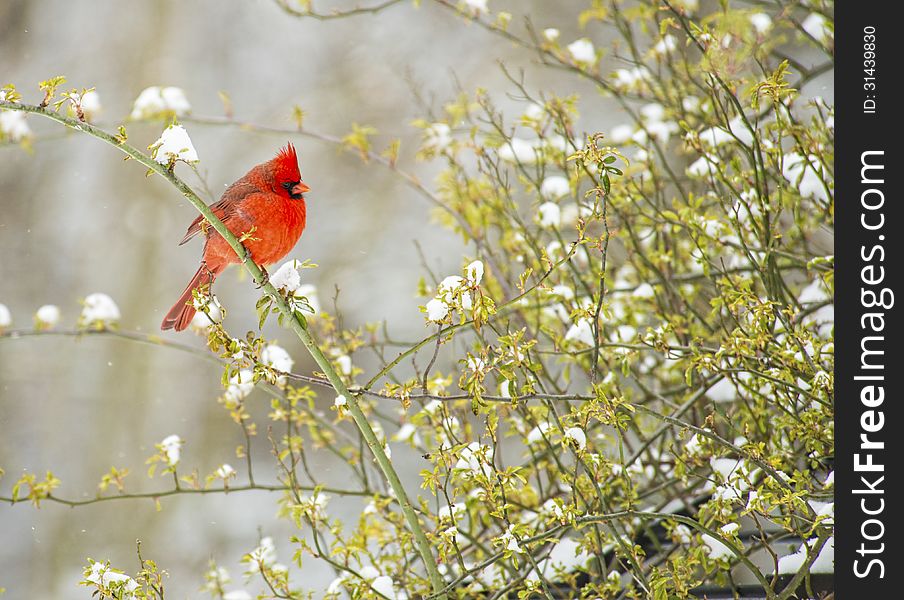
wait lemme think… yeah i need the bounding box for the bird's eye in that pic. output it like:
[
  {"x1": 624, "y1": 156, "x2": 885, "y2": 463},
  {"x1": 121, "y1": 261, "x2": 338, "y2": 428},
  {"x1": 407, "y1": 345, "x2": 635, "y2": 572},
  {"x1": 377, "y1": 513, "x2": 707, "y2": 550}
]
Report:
[{"x1": 281, "y1": 181, "x2": 294, "y2": 190}]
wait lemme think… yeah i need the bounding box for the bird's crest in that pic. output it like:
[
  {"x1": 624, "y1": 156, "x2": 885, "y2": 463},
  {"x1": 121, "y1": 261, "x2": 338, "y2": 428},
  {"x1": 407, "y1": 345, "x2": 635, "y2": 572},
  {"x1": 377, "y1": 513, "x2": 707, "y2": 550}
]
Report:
[{"x1": 272, "y1": 142, "x2": 301, "y2": 183}]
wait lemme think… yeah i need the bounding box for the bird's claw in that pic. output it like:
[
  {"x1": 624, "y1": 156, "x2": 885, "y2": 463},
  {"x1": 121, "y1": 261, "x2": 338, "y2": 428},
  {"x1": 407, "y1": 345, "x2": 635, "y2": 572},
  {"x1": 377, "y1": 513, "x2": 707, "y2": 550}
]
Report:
[{"x1": 255, "y1": 265, "x2": 270, "y2": 289}]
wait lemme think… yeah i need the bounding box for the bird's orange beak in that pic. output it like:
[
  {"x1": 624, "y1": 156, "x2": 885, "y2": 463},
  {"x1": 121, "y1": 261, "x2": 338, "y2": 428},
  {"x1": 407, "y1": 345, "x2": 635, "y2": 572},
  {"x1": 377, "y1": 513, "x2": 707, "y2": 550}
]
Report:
[{"x1": 292, "y1": 181, "x2": 310, "y2": 196}]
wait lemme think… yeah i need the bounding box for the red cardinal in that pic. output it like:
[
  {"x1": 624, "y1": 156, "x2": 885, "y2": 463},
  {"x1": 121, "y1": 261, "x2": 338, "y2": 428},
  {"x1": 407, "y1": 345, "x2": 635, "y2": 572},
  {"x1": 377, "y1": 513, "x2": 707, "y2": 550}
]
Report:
[{"x1": 161, "y1": 143, "x2": 309, "y2": 331}]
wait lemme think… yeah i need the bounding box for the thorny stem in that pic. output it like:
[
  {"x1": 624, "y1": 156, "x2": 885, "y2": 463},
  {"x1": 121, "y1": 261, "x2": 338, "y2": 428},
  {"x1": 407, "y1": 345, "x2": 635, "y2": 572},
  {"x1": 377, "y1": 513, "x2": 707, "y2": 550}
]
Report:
[{"x1": 0, "y1": 100, "x2": 448, "y2": 598}]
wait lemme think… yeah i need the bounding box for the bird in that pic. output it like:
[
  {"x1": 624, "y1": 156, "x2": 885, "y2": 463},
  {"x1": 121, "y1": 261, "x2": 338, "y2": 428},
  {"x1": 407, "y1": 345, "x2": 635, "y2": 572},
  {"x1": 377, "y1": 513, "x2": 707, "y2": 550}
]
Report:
[{"x1": 161, "y1": 143, "x2": 309, "y2": 331}]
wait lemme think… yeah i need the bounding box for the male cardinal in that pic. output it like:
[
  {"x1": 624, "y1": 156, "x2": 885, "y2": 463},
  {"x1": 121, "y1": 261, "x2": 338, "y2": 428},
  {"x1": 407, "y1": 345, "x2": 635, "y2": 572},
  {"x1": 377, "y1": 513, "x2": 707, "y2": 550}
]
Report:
[{"x1": 161, "y1": 143, "x2": 309, "y2": 331}]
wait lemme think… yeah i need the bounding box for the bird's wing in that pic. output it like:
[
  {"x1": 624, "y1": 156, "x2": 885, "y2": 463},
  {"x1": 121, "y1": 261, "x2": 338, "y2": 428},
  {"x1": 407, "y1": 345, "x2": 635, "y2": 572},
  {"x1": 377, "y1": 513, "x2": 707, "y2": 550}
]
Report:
[{"x1": 178, "y1": 181, "x2": 260, "y2": 245}]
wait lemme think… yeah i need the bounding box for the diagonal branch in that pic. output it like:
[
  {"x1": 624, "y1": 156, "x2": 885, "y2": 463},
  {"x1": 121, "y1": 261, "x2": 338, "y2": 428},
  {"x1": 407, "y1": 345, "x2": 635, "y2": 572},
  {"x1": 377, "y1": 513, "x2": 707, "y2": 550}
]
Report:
[{"x1": 0, "y1": 99, "x2": 447, "y2": 598}]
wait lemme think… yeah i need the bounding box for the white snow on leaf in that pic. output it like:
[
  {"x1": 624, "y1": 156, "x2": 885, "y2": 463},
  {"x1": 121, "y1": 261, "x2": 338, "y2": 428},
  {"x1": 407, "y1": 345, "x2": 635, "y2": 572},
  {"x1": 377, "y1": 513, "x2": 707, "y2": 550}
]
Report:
[
  {"x1": 81, "y1": 293, "x2": 121, "y2": 326},
  {"x1": 782, "y1": 152, "x2": 829, "y2": 202},
  {"x1": 454, "y1": 442, "x2": 487, "y2": 476},
  {"x1": 707, "y1": 377, "x2": 737, "y2": 403},
  {"x1": 609, "y1": 124, "x2": 634, "y2": 144},
  {"x1": 686, "y1": 154, "x2": 719, "y2": 177},
  {"x1": 527, "y1": 422, "x2": 552, "y2": 445},
  {"x1": 335, "y1": 354, "x2": 352, "y2": 375},
  {"x1": 85, "y1": 562, "x2": 140, "y2": 595},
  {"x1": 540, "y1": 175, "x2": 570, "y2": 199},
  {"x1": 564, "y1": 427, "x2": 587, "y2": 451},
  {"x1": 130, "y1": 86, "x2": 191, "y2": 119},
  {"x1": 559, "y1": 202, "x2": 591, "y2": 229},
  {"x1": 527, "y1": 538, "x2": 591, "y2": 581},
  {"x1": 652, "y1": 34, "x2": 677, "y2": 55},
  {"x1": 523, "y1": 103, "x2": 545, "y2": 120},
  {"x1": 326, "y1": 575, "x2": 347, "y2": 595},
  {"x1": 438, "y1": 275, "x2": 464, "y2": 296},
  {"x1": 673, "y1": 524, "x2": 693, "y2": 544},
  {"x1": 537, "y1": 202, "x2": 561, "y2": 228},
  {"x1": 334, "y1": 394, "x2": 347, "y2": 408},
  {"x1": 438, "y1": 502, "x2": 465, "y2": 522},
  {"x1": 224, "y1": 369, "x2": 254, "y2": 402},
  {"x1": 710, "y1": 458, "x2": 754, "y2": 507},
  {"x1": 546, "y1": 134, "x2": 569, "y2": 154},
  {"x1": 223, "y1": 591, "x2": 252, "y2": 600},
  {"x1": 270, "y1": 260, "x2": 303, "y2": 293},
  {"x1": 646, "y1": 120, "x2": 679, "y2": 142},
  {"x1": 565, "y1": 318, "x2": 595, "y2": 347},
  {"x1": 392, "y1": 423, "x2": 420, "y2": 445},
  {"x1": 422, "y1": 399, "x2": 443, "y2": 415},
  {"x1": 543, "y1": 28, "x2": 560, "y2": 42},
  {"x1": 467, "y1": 355, "x2": 486, "y2": 374},
  {"x1": 160, "y1": 434, "x2": 183, "y2": 466},
  {"x1": 612, "y1": 67, "x2": 651, "y2": 90},
  {"x1": 541, "y1": 498, "x2": 564, "y2": 520},
  {"x1": 462, "y1": 0, "x2": 488, "y2": 15},
  {"x1": 567, "y1": 38, "x2": 596, "y2": 64},
  {"x1": 641, "y1": 103, "x2": 666, "y2": 122},
  {"x1": 161, "y1": 87, "x2": 192, "y2": 114},
  {"x1": 0, "y1": 303, "x2": 11, "y2": 328},
  {"x1": 749, "y1": 12, "x2": 772, "y2": 34},
  {"x1": 189, "y1": 295, "x2": 223, "y2": 331},
  {"x1": 615, "y1": 325, "x2": 636, "y2": 342},
  {"x1": 0, "y1": 111, "x2": 31, "y2": 142},
  {"x1": 498, "y1": 137, "x2": 538, "y2": 163},
  {"x1": 80, "y1": 90, "x2": 102, "y2": 121},
  {"x1": 813, "y1": 501, "x2": 834, "y2": 526},
  {"x1": 245, "y1": 537, "x2": 277, "y2": 573},
  {"x1": 424, "y1": 123, "x2": 452, "y2": 151},
  {"x1": 371, "y1": 575, "x2": 396, "y2": 599},
  {"x1": 823, "y1": 471, "x2": 834, "y2": 487},
  {"x1": 261, "y1": 344, "x2": 293, "y2": 381},
  {"x1": 682, "y1": 96, "x2": 701, "y2": 112},
  {"x1": 802, "y1": 13, "x2": 832, "y2": 45},
  {"x1": 425, "y1": 298, "x2": 449, "y2": 322},
  {"x1": 550, "y1": 285, "x2": 575, "y2": 301},
  {"x1": 774, "y1": 536, "x2": 834, "y2": 574},
  {"x1": 632, "y1": 283, "x2": 655, "y2": 299},
  {"x1": 151, "y1": 124, "x2": 199, "y2": 165},
  {"x1": 699, "y1": 117, "x2": 754, "y2": 147},
  {"x1": 432, "y1": 274, "x2": 472, "y2": 313},
  {"x1": 216, "y1": 464, "x2": 236, "y2": 479},
  {"x1": 295, "y1": 283, "x2": 321, "y2": 315},
  {"x1": 465, "y1": 260, "x2": 484, "y2": 286},
  {"x1": 297, "y1": 491, "x2": 330, "y2": 520},
  {"x1": 35, "y1": 304, "x2": 61, "y2": 328},
  {"x1": 442, "y1": 526, "x2": 460, "y2": 544},
  {"x1": 498, "y1": 526, "x2": 524, "y2": 553},
  {"x1": 702, "y1": 534, "x2": 735, "y2": 561},
  {"x1": 798, "y1": 278, "x2": 829, "y2": 304}
]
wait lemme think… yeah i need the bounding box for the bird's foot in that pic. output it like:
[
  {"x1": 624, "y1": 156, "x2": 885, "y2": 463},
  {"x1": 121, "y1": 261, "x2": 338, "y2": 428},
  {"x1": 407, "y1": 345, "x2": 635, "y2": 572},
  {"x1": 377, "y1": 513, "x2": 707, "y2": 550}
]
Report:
[
  {"x1": 254, "y1": 265, "x2": 270, "y2": 289},
  {"x1": 201, "y1": 261, "x2": 216, "y2": 286}
]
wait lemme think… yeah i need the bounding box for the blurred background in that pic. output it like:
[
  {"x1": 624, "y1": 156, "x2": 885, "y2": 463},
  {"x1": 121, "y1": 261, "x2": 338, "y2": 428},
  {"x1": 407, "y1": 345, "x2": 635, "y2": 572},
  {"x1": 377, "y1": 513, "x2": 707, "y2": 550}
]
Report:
[{"x1": 0, "y1": 1, "x2": 832, "y2": 597}]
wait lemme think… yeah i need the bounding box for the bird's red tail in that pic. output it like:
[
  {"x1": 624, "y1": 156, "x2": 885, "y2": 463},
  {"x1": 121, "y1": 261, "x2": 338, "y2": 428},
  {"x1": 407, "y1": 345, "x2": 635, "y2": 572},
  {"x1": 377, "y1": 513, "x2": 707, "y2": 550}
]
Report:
[{"x1": 161, "y1": 263, "x2": 221, "y2": 332}]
